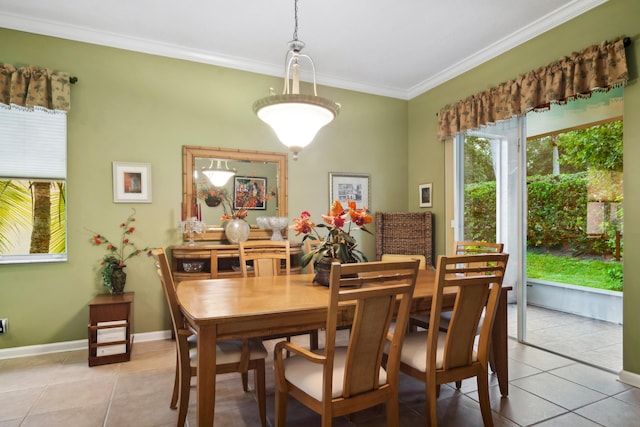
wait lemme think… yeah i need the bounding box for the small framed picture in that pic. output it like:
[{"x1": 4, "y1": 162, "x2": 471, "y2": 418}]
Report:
[
  {"x1": 234, "y1": 176, "x2": 267, "y2": 210},
  {"x1": 419, "y1": 183, "x2": 432, "y2": 208},
  {"x1": 329, "y1": 172, "x2": 370, "y2": 211},
  {"x1": 112, "y1": 162, "x2": 152, "y2": 203}
]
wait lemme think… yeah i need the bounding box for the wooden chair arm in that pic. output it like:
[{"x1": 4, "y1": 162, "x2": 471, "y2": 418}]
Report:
[{"x1": 274, "y1": 340, "x2": 325, "y2": 364}]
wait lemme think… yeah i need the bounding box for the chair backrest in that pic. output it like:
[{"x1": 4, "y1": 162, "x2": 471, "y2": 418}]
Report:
[
  {"x1": 303, "y1": 239, "x2": 321, "y2": 274},
  {"x1": 151, "y1": 248, "x2": 184, "y2": 337},
  {"x1": 238, "y1": 240, "x2": 291, "y2": 277},
  {"x1": 453, "y1": 241, "x2": 504, "y2": 273},
  {"x1": 428, "y1": 253, "x2": 508, "y2": 372},
  {"x1": 324, "y1": 260, "x2": 419, "y2": 399},
  {"x1": 381, "y1": 253, "x2": 427, "y2": 270},
  {"x1": 454, "y1": 241, "x2": 504, "y2": 256},
  {"x1": 375, "y1": 211, "x2": 434, "y2": 268}
]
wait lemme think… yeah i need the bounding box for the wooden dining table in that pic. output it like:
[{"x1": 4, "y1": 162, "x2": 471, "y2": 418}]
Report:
[{"x1": 176, "y1": 269, "x2": 511, "y2": 426}]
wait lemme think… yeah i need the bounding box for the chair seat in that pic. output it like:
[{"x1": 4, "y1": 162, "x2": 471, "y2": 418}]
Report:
[
  {"x1": 400, "y1": 331, "x2": 478, "y2": 371},
  {"x1": 282, "y1": 347, "x2": 388, "y2": 400},
  {"x1": 412, "y1": 311, "x2": 484, "y2": 333},
  {"x1": 188, "y1": 339, "x2": 268, "y2": 366}
]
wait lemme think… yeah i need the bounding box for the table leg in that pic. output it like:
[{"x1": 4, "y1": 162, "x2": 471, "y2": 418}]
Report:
[
  {"x1": 492, "y1": 288, "x2": 509, "y2": 396},
  {"x1": 197, "y1": 324, "x2": 217, "y2": 425}
]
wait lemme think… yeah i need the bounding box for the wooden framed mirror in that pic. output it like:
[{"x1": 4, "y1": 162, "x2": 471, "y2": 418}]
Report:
[{"x1": 182, "y1": 146, "x2": 288, "y2": 241}]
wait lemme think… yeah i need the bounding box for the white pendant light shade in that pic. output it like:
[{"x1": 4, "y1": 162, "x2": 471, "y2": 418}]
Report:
[
  {"x1": 253, "y1": 0, "x2": 339, "y2": 159},
  {"x1": 202, "y1": 160, "x2": 236, "y2": 186},
  {"x1": 254, "y1": 94, "x2": 338, "y2": 155}
]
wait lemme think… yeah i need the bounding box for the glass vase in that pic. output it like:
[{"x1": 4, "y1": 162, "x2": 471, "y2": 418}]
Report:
[{"x1": 225, "y1": 219, "x2": 250, "y2": 244}]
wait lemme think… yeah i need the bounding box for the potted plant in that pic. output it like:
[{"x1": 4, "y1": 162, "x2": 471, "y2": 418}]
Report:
[
  {"x1": 88, "y1": 209, "x2": 150, "y2": 294},
  {"x1": 290, "y1": 200, "x2": 373, "y2": 285}
]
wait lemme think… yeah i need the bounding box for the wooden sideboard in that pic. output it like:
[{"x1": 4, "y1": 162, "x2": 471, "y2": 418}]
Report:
[{"x1": 170, "y1": 243, "x2": 302, "y2": 284}]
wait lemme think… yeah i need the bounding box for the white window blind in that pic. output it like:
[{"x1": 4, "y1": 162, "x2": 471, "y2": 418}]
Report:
[{"x1": 0, "y1": 106, "x2": 67, "y2": 180}]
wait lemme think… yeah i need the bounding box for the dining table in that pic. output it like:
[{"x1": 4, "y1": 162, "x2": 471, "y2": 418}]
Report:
[{"x1": 176, "y1": 268, "x2": 511, "y2": 426}]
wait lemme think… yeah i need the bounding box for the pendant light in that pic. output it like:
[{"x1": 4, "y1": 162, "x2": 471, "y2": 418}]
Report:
[
  {"x1": 253, "y1": 0, "x2": 340, "y2": 159},
  {"x1": 202, "y1": 159, "x2": 236, "y2": 187}
]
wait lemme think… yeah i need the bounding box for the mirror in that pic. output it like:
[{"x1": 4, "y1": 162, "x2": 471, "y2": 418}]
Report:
[{"x1": 182, "y1": 146, "x2": 288, "y2": 241}]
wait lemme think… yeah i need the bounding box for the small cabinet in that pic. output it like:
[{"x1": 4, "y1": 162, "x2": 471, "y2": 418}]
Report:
[
  {"x1": 88, "y1": 292, "x2": 134, "y2": 367},
  {"x1": 170, "y1": 243, "x2": 302, "y2": 284}
]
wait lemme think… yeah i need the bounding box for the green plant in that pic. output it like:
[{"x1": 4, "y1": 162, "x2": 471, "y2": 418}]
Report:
[
  {"x1": 290, "y1": 200, "x2": 373, "y2": 269},
  {"x1": 88, "y1": 209, "x2": 150, "y2": 292}
]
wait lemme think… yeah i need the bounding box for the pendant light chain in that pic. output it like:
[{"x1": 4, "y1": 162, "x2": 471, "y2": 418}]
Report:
[{"x1": 292, "y1": 0, "x2": 299, "y2": 42}]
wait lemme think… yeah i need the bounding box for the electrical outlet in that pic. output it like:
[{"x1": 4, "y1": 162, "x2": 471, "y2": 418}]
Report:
[{"x1": 0, "y1": 318, "x2": 7, "y2": 334}]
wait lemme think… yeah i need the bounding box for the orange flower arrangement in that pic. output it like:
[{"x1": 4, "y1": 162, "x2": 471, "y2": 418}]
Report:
[{"x1": 291, "y1": 200, "x2": 373, "y2": 269}]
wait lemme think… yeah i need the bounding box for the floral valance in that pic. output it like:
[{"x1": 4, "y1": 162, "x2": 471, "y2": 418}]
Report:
[
  {"x1": 0, "y1": 63, "x2": 72, "y2": 112},
  {"x1": 437, "y1": 38, "x2": 629, "y2": 140}
]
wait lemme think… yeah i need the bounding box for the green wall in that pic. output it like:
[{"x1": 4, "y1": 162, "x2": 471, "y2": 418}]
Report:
[
  {"x1": 2, "y1": 0, "x2": 639, "y2": 378},
  {"x1": 0, "y1": 28, "x2": 408, "y2": 349},
  {"x1": 408, "y1": 0, "x2": 640, "y2": 374}
]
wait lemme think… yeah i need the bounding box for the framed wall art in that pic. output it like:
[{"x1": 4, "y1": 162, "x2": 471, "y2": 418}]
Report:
[
  {"x1": 234, "y1": 176, "x2": 267, "y2": 210},
  {"x1": 419, "y1": 183, "x2": 432, "y2": 208},
  {"x1": 112, "y1": 162, "x2": 152, "y2": 203},
  {"x1": 329, "y1": 172, "x2": 370, "y2": 211}
]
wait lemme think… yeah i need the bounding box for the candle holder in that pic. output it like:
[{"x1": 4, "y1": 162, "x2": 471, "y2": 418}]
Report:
[{"x1": 179, "y1": 217, "x2": 206, "y2": 246}]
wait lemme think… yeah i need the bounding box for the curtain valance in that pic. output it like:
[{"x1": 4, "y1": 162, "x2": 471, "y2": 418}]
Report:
[
  {"x1": 0, "y1": 63, "x2": 71, "y2": 112},
  {"x1": 437, "y1": 38, "x2": 629, "y2": 140}
]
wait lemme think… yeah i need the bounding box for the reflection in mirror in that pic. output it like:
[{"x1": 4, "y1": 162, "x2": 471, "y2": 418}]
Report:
[{"x1": 182, "y1": 146, "x2": 288, "y2": 242}]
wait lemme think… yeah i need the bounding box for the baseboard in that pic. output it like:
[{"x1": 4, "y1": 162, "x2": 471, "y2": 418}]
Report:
[
  {"x1": 619, "y1": 370, "x2": 640, "y2": 388},
  {"x1": 0, "y1": 330, "x2": 172, "y2": 360}
]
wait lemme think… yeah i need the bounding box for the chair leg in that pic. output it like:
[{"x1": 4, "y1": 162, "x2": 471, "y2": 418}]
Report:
[
  {"x1": 177, "y1": 364, "x2": 191, "y2": 427},
  {"x1": 386, "y1": 396, "x2": 400, "y2": 427},
  {"x1": 242, "y1": 372, "x2": 249, "y2": 392},
  {"x1": 477, "y1": 369, "x2": 494, "y2": 427},
  {"x1": 309, "y1": 329, "x2": 319, "y2": 350},
  {"x1": 274, "y1": 386, "x2": 288, "y2": 427},
  {"x1": 455, "y1": 380, "x2": 462, "y2": 389},
  {"x1": 170, "y1": 352, "x2": 179, "y2": 409},
  {"x1": 426, "y1": 378, "x2": 438, "y2": 427},
  {"x1": 255, "y1": 361, "x2": 267, "y2": 427}
]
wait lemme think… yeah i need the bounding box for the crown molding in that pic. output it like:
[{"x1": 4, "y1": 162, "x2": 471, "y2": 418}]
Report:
[{"x1": 1, "y1": 0, "x2": 607, "y2": 101}]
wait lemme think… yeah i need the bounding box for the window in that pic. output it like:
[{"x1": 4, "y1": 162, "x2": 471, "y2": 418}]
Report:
[{"x1": 0, "y1": 107, "x2": 67, "y2": 264}]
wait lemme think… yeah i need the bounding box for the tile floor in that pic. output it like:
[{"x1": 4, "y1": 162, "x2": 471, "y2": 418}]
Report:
[
  {"x1": 0, "y1": 307, "x2": 636, "y2": 427},
  {"x1": 508, "y1": 304, "x2": 623, "y2": 373}
]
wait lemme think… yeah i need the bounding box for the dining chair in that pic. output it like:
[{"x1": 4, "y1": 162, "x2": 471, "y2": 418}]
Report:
[
  {"x1": 303, "y1": 238, "x2": 322, "y2": 274},
  {"x1": 152, "y1": 248, "x2": 267, "y2": 427},
  {"x1": 238, "y1": 240, "x2": 291, "y2": 276},
  {"x1": 410, "y1": 240, "x2": 505, "y2": 330},
  {"x1": 381, "y1": 253, "x2": 427, "y2": 270},
  {"x1": 239, "y1": 240, "x2": 319, "y2": 350},
  {"x1": 396, "y1": 253, "x2": 508, "y2": 427},
  {"x1": 273, "y1": 260, "x2": 419, "y2": 427}
]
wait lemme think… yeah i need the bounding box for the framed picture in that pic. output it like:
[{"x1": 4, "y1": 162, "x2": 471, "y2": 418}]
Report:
[
  {"x1": 112, "y1": 162, "x2": 152, "y2": 203},
  {"x1": 234, "y1": 176, "x2": 267, "y2": 210},
  {"x1": 419, "y1": 183, "x2": 432, "y2": 208},
  {"x1": 329, "y1": 172, "x2": 370, "y2": 211}
]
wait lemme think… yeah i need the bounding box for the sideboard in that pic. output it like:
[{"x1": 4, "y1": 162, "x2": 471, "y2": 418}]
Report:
[{"x1": 170, "y1": 243, "x2": 302, "y2": 284}]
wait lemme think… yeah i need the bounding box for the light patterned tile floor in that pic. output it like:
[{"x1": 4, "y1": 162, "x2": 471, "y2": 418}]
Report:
[
  {"x1": 0, "y1": 305, "x2": 635, "y2": 427},
  {"x1": 508, "y1": 304, "x2": 622, "y2": 373}
]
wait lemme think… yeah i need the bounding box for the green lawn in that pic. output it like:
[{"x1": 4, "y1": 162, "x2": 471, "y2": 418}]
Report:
[{"x1": 526, "y1": 252, "x2": 623, "y2": 292}]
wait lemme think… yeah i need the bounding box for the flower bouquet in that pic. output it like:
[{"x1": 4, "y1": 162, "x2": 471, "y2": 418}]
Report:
[{"x1": 290, "y1": 200, "x2": 373, "y2": 284}]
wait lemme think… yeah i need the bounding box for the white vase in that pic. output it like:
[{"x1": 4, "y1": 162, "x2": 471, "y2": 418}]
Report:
[{"x1": 225, "y1": 219, "x2": 250, "y2": 244}]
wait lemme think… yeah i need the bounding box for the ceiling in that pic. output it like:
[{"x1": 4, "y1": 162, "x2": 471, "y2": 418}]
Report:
[{"x1": 0, "y1": 0, "x2": 606, "y2": 99}]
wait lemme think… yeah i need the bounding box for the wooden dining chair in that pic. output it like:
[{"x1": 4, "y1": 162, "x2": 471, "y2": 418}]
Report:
[
  {"x1": 238, "y1": 240, "x2": 292, "y2": 276},
  {"x1": 396, "y1": 253, "x2": 508, "y2": 427},
  {"x1": 409, "y1": 241, "x2": 504, "y2": 329},
  {"x1": 303, "y1": 238, "x2": 321, "y2": 274},
  {"x1": 152, "y1": 248, "x2": 267, "y2": 427},
  {"x1": 239, "y1": 240, "x2": 319, "y2": 349},
  {"x1": 274, "y1": 260, "x2": 419, "y2": 427}
]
